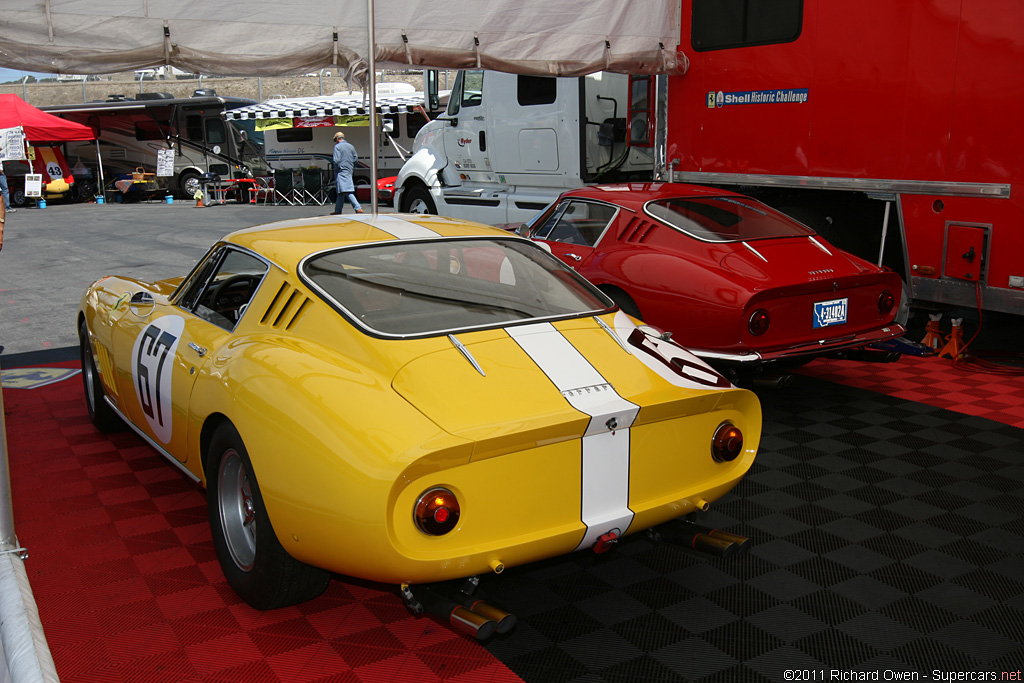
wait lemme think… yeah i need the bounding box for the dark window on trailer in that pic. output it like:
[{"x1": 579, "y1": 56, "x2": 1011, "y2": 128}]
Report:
[
  {"x1": 691, "y1": 0, "x2": 803, "y2": 51},
  {"x1": 275, "y1": 128, "x2": 313, "y2": 143},
  {"x1": 517, "y1": 76, "x2": 557, "y2": 106}
]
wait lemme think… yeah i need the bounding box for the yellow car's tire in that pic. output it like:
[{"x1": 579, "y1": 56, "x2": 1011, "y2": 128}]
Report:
[
  {"x1": 206, "y1": 422, "x2": 330, "y2": 610},
  {"x1": 78, "y1": 321, "x2": 124, "y2": 433}
]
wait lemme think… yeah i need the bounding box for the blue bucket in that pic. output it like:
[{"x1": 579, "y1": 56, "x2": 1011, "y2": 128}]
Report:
[
  {"x1": 38, "y1": 199, "x2": 47, "y2": 209},
  {"x1": 165, "y1": 195, "x2": 174, "y2": 204},
  {"x1": 96, "y1": 195, "x2": 105, "y2": 204}
]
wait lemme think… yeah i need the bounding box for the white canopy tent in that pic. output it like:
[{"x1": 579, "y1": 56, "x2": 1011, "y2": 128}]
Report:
[
  {"x1": 0, "y1": 0, "x2": 686, "y2": 211},
  {"x1": 0, "y1": 0, "x2": 685, "y2": 78}
]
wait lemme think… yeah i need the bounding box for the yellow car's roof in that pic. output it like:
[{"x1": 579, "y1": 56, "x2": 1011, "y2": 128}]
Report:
[{"x1": 224, "y1": 214, "x2": 514, "y2": 269}]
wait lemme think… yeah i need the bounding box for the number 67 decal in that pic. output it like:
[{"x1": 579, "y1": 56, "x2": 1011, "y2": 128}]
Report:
[{"x1": 131, "y1": 315, "x2": 185, "y2": 444}]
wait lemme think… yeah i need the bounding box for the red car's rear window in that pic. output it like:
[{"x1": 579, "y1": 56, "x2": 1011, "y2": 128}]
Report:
[{"x1": 646, "y1": 197, "x2": 816, "y2": 242}]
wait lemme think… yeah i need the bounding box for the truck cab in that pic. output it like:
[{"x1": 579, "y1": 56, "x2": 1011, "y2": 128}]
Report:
[{"x1": 396, "y1": 70, "x2": 652, "y2": 225}]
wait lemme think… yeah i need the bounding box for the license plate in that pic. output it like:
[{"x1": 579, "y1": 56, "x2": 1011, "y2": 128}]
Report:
[{"x1": 813, "y1": 297, "x2": 848, "y2": 328}]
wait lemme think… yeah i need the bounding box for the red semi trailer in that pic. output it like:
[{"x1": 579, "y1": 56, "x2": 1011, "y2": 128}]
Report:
[{"x1": 650, "y1": 0, "x2": 1023, "y2": 318}]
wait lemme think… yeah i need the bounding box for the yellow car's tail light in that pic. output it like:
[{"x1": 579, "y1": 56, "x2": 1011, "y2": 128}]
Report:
[
  {"x1": 712, "y1": 423, "x2": 743, "y2": 462},
  {"x1": 415, "y1": 487, "x2": 460, "y2": 535}
]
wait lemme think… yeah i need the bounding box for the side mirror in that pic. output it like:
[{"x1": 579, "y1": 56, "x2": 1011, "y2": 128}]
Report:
[
  {"x1": 381, "y1": 119, "x2": 395, "y2": 134},
  {"x1": 128, "y1": 291, "x2": 155, "y2": 317},
  {"x1": 425, "y1": 69, "x2": 440, "y2": 111}
]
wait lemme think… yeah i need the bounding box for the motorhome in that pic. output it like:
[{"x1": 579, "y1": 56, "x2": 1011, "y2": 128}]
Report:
[
  {"x1": 44, "y1": 91, "x2": 268, "y2": 198},
  {"x1": 222, "y1": 85, "x2": 444, "y2": 189}
]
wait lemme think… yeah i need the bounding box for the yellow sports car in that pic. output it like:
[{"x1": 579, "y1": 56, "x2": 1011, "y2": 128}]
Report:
[{"x1": 78, "y1": 214, "x2": 761, "y2": 626}]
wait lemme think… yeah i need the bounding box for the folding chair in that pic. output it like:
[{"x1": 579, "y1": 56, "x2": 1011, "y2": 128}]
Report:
[
  {"x1": 272, "y1": 169, "x2": 296, "y2": 205},
  {"x1": 301, "y1": 168, "x2": 328, "y2": 205},
  {"x1": 251, "y1": 176, "x2": 275, "y2": 205}
]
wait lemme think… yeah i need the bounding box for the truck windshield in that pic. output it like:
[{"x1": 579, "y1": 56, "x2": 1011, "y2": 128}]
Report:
[
  {"x1": 301, "y1": 238, "x2": 612, "y2": 337},
  {"x1": 646, "y1": 196, "x2": 816, "y2": 242}
]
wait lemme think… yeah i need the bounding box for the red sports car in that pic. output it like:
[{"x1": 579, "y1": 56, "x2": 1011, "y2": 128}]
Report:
[{"x1": 521, "y1": 183, "x2": 905, "y2": 380}]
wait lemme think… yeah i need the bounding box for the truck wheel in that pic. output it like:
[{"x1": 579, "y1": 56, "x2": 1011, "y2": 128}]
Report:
[
  {"x1": 79, "y1": 320, "x2": 124, "y2": 433},
  {"x1": 178, "y1": 170, "x2": 201, "y2": 199},
  {"x1": 207, "y1": 422, "x2": 330, "y2": 610},
  {"x1": 402, "y1": 185, "x2": 437, "y2": 215}
]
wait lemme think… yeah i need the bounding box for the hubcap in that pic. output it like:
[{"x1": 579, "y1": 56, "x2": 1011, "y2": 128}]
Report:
[
  {"x1": 409, "y1": 198, "x2": 430, "y2": 214},
  {"x1": 218, "y1": 448, "x2": 257, "y2": 571},
  {"x1": 183, "y1": 176, "x2": 201, "y2": 197}
]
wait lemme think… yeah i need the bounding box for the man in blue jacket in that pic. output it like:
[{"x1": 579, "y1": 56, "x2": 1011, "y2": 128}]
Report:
[{"x1": 331, "y1": 131, "x2": 363, "y2": 215}]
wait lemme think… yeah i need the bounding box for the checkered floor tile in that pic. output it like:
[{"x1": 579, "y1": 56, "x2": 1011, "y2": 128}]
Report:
[
  {"x1": 798, "y1": 355, "x2": 1024, "y2": 429},
  {"x1": 2, "y1": 356, "x2": 1022, "y2": 682}
]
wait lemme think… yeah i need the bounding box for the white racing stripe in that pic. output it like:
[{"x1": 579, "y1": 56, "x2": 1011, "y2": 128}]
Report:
[
  {"x1": 507, "y1": 322, "x2": 639, "y2": 551},
  {"x1": 345, "y1": 214, "x2": 441, "y2": 240}
]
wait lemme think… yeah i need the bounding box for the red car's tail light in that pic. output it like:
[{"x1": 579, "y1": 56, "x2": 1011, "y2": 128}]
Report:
[
  {"x1": 414, "y1": 487, "x2": 460, "y2": 535},
  {"x1": 748, "y1": 309, "x2": 770, "y2": 336},
  {"x1": 878, "y1": 290, "x2": 896, "y2": 315},
  {"x1": 712, "y1": 423, "x2": 743, "y2": 462}
]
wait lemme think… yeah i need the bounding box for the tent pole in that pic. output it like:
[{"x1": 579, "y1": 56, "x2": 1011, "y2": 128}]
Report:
[
  {"x1": 94, "y1": 137, "x2": 106, "y2": 201},
  {"x1": 0, "y1": 358, "x2": 16, "y2": 547},
  {"x1": 367, "y1": 0, "x2": 379, "y2": 215}
]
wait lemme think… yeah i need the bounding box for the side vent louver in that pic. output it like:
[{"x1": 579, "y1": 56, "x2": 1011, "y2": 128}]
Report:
[
  {"x1": 619, "y1": 216, "x2": 655, "y2": 243},
  {"x1": 260, "y1": 283, "x2": 312, "y2": 330}
]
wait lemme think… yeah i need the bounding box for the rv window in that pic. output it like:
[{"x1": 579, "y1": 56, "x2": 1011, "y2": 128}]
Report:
[
  {"x1": 517, "y1": 76, "x2": 557, "y2": 106},
  {"x1": 185, "y1": 115, "x2": 203, "y2": 141},
  {"x1": 205, "y1": 119, "x2": 226, "y2": 145},
  {"x1": 692, "y1": 0, "x2": 803, "y2": 51},
  {"x1": 276, "y1": 128, "x2": 313, "y2": 143},
  {"x1": 135, "y1": 120, "x2": 164, "y2": 141}
]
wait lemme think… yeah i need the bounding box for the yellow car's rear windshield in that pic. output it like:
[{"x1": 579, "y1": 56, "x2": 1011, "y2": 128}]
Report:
[{"x1": 301, "y1": 238, "x2": 612, "y2": 337}]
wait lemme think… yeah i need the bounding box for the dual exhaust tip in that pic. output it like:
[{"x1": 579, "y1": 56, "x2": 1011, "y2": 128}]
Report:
[
  {"x1": 404, "y1": 584, "x2": 516, "y2": 640},
  {"x1": 405, "y1": 520, "x2": 750, "y2": 639}
]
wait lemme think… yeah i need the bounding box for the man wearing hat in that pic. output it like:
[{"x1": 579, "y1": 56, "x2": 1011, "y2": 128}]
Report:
[{"x1": 331, "y1": 131, "x2": 363, "y2": 214}]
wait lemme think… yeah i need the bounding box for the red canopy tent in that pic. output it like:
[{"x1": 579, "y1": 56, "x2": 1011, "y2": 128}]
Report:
[
  {"x1": 0, "y1": 93, "x2": 94, "y2": 141},
  {"x1": 0, "y1": 93, "x2": 98, "y2": 203}
]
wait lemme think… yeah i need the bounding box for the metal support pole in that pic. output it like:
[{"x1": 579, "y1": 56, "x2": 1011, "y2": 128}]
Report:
[
  {"x1": 367, "y1": 0, "x2": 379, "y2": 215},
  {"x1": 0, "y1": 359, "x2": 17, "y2": 547},
  {"x1": 878, "y1": 201, "x2": 891, "y2": 267}
]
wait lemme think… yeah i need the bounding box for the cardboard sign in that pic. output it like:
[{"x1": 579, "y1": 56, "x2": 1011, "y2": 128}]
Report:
[
  {"x1": 157, "y1": 148, "x2": 175, "y2": 176},
  {"x1": 24, "y1": 174, "x2": 43, "y2": 197}
]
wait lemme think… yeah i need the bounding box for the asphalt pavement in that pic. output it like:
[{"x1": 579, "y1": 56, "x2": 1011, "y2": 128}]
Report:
[{"x1": 0, "y1": 198, "x2": 389, "y2": 363}]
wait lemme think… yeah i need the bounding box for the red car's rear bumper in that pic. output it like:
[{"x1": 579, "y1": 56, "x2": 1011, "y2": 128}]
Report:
[{"x1": 688, "y1": 323, "x2": 906, "y2": 366}]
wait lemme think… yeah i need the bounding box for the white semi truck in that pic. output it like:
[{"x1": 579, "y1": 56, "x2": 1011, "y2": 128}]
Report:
[{"x1": 395, "y1": 70, "x2": 652, "y2": 224}]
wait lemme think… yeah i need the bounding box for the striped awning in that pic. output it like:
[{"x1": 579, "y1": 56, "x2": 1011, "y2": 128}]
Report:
[{"x1": 223, "y1": 94, "x2": 424, "y2": 120}]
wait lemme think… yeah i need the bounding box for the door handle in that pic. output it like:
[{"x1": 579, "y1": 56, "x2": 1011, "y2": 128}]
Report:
[
  {"x1": 479, "y1": 130, "x2": 486, "y2": 152},
  {"x1": 564, "y1": 253, "x2": 582, "y2": 262},
  {"x1": 188, "y1": 342, "x2": 207, "y2": 357}
]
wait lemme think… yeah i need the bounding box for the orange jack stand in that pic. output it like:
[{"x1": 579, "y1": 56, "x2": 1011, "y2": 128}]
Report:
[
  {"x1": 938, "y1": 317, "x2": 965, "y2": 359},
  {"x1": 920, "y1": 313, "x2": 944, "y2": 350}
]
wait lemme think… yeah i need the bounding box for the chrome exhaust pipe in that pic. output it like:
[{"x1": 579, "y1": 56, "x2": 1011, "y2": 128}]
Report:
[
  {"x1": 680, "y1": 521, "x2": 751, "y2": 555},
  {"x1": 457, "y1": 597, "x2": 517, "y2": 635},
  {"x1": 405, "y1": 585, "x2": 496, "y2": 640},
  {"x1": 749, "y1": 373, "x2": 794, "y2": 389},
  {"x1": 652, "y1": 520, "x2": 752, "y2": 558}
]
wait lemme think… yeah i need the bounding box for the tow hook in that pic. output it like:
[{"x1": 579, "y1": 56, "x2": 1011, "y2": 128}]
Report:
[{"x1": 593, "y1": 529, "x2": 620, "y2": 554}]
